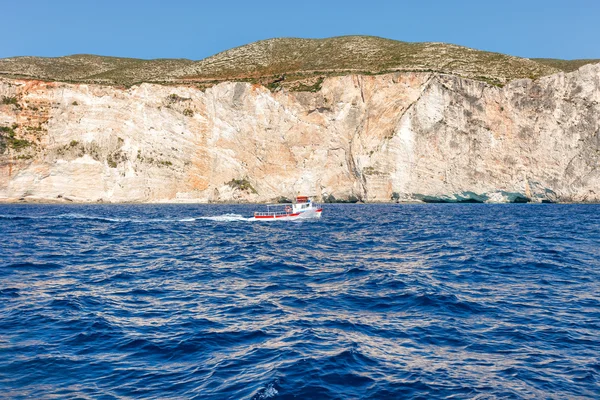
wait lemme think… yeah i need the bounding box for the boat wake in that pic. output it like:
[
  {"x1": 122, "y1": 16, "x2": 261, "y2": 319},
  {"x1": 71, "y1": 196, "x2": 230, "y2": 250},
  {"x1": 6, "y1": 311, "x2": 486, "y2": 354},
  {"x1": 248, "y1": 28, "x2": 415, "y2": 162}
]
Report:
[
  {"x1": 0, "y1": 213, "x2": 252, "y2": 223},
  {"x1": 0, "y1": 212, "x2": 319, "y2": 224},
  {"x1": 0, "y1": 213, "x2": 126, "y2": 223},
  {"x1": 197, "y1": 214, "x2": 253, "y2": 222}
]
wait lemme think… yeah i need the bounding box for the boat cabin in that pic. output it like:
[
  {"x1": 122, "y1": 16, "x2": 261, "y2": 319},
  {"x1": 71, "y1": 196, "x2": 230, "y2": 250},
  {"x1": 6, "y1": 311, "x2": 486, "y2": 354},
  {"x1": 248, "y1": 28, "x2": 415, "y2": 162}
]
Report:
[{"x1": 292, "y1": 196, "x2": 313, "y2": 213}]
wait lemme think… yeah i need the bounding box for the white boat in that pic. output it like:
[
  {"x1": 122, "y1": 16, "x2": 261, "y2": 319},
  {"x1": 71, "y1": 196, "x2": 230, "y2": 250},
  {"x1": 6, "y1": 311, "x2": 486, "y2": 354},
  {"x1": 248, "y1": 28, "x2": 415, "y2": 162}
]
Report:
[{"x1": 252, "y1": 196, "x2": 323, "y2": 221}]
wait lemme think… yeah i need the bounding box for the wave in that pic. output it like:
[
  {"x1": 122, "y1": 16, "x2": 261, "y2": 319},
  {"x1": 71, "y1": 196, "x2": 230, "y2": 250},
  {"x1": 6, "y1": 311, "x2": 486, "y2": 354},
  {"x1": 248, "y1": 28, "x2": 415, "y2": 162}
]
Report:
[
  {"x1": 3, "y1": 261, "x2": 65, "y2": 270},
  {"x1": 253, "y1": 381, "x2": 279, "y2": 399},
  {"x1": 0, "y1": 213, "x2": 254, "y2": 223},
  {"x1": 0, "y1": 213, "x2": 126, "y2": 223}
]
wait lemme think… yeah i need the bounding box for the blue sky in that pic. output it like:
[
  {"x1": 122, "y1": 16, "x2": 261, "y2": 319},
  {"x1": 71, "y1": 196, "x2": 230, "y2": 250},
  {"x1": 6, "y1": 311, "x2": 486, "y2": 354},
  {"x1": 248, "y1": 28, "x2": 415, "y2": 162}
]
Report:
[{"x1": 2, "y1": 0, "x2": 598, "y2": 60}]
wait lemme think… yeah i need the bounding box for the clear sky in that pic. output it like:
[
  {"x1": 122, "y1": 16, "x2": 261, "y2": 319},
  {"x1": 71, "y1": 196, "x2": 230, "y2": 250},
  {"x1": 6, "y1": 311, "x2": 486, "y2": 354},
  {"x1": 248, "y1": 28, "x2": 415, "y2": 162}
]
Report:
[{"x1": 2, "y1": 0, "x2": 599, "y2": 60}]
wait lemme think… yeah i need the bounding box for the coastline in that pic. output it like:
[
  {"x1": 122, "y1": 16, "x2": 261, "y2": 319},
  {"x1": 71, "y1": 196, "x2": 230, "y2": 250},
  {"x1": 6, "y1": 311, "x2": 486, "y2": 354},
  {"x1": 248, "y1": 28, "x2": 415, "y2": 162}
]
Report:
[{"x1": 1, "y1": 198, "x2": 598, "y2": 205}]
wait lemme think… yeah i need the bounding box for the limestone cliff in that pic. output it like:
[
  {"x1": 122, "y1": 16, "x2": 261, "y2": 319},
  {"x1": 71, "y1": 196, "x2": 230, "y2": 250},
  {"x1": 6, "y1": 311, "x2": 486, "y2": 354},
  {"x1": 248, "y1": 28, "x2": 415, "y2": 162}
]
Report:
[{"x1": 1, "y1": 64, "x2": 599, "y2": 203}]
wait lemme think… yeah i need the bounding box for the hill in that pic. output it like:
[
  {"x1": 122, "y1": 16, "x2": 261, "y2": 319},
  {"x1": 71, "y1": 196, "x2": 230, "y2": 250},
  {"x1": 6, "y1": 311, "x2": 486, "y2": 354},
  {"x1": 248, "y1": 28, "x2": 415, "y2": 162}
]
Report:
[
  {"x1": 0, "y1": 36, "x2": 598, "y2": 87},
  {"x1": 168, "y1": 36, "x2": 558, "y2": 86},
  {"x1": 532, "y1": 58, "x2": 600, "y2": 73},
  {"x1": 0, "y1": 54, "x2": 193, "y2": 86}
]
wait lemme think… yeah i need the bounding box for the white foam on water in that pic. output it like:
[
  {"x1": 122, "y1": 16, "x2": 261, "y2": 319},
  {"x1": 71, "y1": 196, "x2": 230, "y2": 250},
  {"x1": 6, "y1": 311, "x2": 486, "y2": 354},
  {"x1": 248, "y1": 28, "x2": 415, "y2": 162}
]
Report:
[
  {"x1": 1, "y1": 213, "x2": 200, "y2": 223},
  {"x1": 63, "y1": 213, "x2": 124, "y2": 222},
  {"x1": 0, "y1": 213, "x2": 125, "y2": 222},
  {"x1": 258, "y1": 383, "x2": 279, "y2": 399},
  {"x1": 198, "y1": 213, "x2": 253, "y2": 222}
]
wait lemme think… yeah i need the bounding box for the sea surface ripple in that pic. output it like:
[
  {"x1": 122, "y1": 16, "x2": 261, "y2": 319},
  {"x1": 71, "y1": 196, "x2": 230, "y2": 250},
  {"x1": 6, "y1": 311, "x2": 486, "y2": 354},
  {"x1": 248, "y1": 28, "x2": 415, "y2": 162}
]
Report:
[{"x1": 0, "y1": 204, "x2": 599, "y2": 399}]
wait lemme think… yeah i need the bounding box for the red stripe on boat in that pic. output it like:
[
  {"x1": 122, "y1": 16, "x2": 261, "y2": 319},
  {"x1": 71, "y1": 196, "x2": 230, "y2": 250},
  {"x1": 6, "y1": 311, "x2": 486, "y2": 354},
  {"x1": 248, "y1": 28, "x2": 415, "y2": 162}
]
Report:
[{"x1": 254, "y1": 213, "x2": 302, "y2": 219}]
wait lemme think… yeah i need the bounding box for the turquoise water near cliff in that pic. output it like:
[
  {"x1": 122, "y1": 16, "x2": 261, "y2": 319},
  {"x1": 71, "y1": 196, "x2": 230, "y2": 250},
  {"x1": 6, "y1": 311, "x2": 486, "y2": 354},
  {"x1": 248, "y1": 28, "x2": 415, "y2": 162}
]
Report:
[{"x1": 1, "y1": 204, "x2": 599, "y2": 399}]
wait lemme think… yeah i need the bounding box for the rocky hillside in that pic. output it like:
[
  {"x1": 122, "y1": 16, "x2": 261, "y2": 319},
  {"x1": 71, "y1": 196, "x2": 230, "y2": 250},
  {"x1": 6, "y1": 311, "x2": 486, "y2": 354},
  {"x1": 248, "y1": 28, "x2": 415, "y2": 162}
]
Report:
[
  {"x1": 168, "y1": 36, "x2": 559, "y2": 86},
  {"x1": 1, "y1": 36, "x2": 598, "y2": 88},
  {"x1": 533, "y1": 58, "x2": 600, "y2": 73},
  {"x1": 0, "y1": 61, "x2": 599, "y2": 203},
  {"x1": 0, "y1": 55, "x2": 193, "y2": 86}
]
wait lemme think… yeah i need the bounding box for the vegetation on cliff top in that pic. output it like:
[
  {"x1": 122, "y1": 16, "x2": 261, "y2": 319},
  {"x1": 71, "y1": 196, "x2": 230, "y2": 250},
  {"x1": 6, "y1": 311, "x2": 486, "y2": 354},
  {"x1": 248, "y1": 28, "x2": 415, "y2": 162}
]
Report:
[
  {"x1": 532, "y1": 58, "x2": 600, "y2": 73},
  {"x1": 0, "y1": 55, "x2": 193, "y2": 86},
  {"x1": 0, "y1": 36, "x2": 597, "y2": 87}
]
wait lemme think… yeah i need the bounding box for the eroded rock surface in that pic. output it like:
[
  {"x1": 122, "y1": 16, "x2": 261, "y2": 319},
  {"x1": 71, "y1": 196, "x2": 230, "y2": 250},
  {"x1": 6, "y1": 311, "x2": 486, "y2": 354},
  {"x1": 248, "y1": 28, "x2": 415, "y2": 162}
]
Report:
[{"x1": 1, "y1": 64, "x2": 599, "y2": 203}]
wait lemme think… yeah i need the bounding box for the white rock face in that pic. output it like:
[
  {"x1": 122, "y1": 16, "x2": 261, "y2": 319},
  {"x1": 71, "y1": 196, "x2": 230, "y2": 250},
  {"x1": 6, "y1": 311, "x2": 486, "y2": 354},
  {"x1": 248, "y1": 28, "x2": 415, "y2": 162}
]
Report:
[{"x1": 0, "y1": 65, "x2": 599, "y2": 203}]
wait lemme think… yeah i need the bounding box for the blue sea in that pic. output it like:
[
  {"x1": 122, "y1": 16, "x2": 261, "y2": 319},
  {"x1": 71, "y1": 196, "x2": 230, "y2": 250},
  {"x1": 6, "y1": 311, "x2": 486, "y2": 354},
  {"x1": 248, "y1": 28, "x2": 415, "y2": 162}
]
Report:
[{"x1": 0, "y1": 204, "x2": 599, "y2": 399}]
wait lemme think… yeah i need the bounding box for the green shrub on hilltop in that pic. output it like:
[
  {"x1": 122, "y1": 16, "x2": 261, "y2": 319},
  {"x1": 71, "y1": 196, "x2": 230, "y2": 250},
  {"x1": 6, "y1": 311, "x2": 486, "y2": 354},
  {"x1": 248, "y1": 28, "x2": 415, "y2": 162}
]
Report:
[{"x1": 292, "y1": 77, "x2": 324, "y2": 92}]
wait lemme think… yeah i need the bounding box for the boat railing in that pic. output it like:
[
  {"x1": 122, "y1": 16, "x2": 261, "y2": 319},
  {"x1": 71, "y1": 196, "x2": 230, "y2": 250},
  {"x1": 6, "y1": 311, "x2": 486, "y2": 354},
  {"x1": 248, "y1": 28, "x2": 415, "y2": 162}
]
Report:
[{"x1": 254, "y1": 210, "x2": 290, "y2": 217}]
